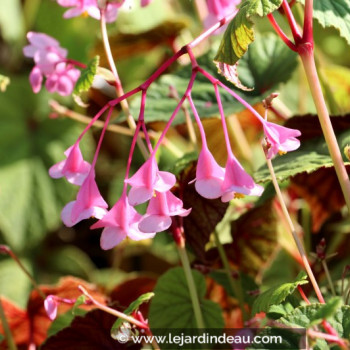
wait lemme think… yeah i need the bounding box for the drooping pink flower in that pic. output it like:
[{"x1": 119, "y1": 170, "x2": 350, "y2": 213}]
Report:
[
  {"x1": 61, "y1": 171, "x2": 108, "y2": 227},
  {"x1": 45, "y1": 62, "x2": 80, "y2": 96},
  {"x1": 221, "y1": 155, "x2": 263, "y2": 202},
  {"x1": 194, "y1": 146, "x2": 225, "y2": 199},
  {"x1": 91, "y1": 193, "x2": 155, "y2": 250},
  {"x1": 44, "y1": 295, "x2": 59, "y2": 321},
  {"x1": 125, "y1": 156, "x2": 176, "y2": 206},
  {"x1": 139, "y1": 191, "x2": 191, "y2": 233},
  {"x1": 23, "y1": 32, "x2": 67, "y2": 75},
  {"x1": 49, "y1": 143, "x2": 91, "y2": 185},
  {"x1": 29, "y1": 66, "x2": 43, "y2": 94},
  {"x1": 204, "y1": 0, "x2": 240, "y2": 31},
  {"x1": 140, "y1": 0, "x2": 153, "y2": 6},
  {"x1": 57, "y1": 0, "x2": 125, "y2": 22},
  {"x1": 262, "y1": 121, "x2": 301, "y2": 159}
]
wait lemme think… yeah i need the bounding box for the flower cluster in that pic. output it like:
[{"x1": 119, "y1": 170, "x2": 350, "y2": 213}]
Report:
[{"x1": 23, "y1": 32, "x2": 80, "y2": 96}]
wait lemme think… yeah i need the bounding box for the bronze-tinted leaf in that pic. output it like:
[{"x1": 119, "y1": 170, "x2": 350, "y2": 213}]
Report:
[
  {"x1": 41, "y1": 309, "x2": 141, "y2": 350},
  {"x1": 290, "y1": 166, "x2": 348, "y2": 232},
  {"x1": 177, "y1": 162, "x2": 229, "y2": 262}
]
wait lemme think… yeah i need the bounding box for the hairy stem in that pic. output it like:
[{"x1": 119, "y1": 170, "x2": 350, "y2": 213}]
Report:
[
  {"x1": 266, "y1": 159, "x2": 325, "y2": 303},
  {"x1": 213, "y1": 230, "x2": 248, "y2": 321},
  {"x1": 177, "y1": 245, "x2": 205, "y2": 328}
]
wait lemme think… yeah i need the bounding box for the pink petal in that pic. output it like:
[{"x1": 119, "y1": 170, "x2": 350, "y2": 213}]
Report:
[
  {"x1": 140, "y1": 0, "x2": 153, "y2": 6},
  {"x1": 128, "y1": 186, "x2": 153, "y2": 206},
  {"x1": 49, "y1": 160, "x2": 65, "y2": 179},
  {"x1": 196, "y1": 147, "x2": 225, "y2": 181},
  {"x1": 61, "y1": 201, "x2": 76, "y2": 227},
  {"x1": 100, "y1": 226, "x2": 126, "y2": 250},
  {"x1": 154, "y1": 171, "x2": 176, "y2": 192},
  {"x1": 29, "y1": 66, "x2": 43, "y2": 94},
  {"x1": 139, "y1": 214, "x2": 172, "y2": 233},
  {"x1": 63, "y1": 7, "x2": 84, "y2": 18},
  {"x1": 127, "y1": 225, "x2": 156, "y2": 240},
  {"x1": 126, "y1": 157, "x2": 157, "y2": 189},
  {"x1": 195, "y1": 178, "x2": 223, "y2": 199},
  {"x1": 57, "y1": 75, "x2": 74, "y2": 96},
  {"x1": 44, "y1": 295, "x2": 58, "y2": 321},
  {"x1": 27, "y1": 32, "x2": 60, "y2": 49}
]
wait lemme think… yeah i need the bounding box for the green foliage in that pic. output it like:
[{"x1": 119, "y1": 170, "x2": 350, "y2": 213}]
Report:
[
  {"x1": 214, "y1": 0, "x2": 283, "y2": 65},
  {"x1": 298, "y1": 0, "x2": 350, "y2": 45},
  {"x1": 255, "y1": 123, "x2": 350, "y2": 182},
  {"x1": 149, "y1": 267, "x2": 224, "y2": 328},
  {"x1": 0, "y1": 77, "x2": 93, "y2": 252},
  {"x1": 308, "y1": 297, "x2": 343, "y2": 326},
  {"x1": 252, "y1": 272, "x2": 308, "y2": 316},
  {"x1": 73, "y1": 56, "x2": 99, "y2": 95},
  {"x1": 72, "y1": 295, "x2": 87, "y2": 315},
  {"x1": 0, "y1": 75, "x2": 10, "y2": 92},
  {"x1": 110, "y1": 292, "x2": 154, "y2": 334}
]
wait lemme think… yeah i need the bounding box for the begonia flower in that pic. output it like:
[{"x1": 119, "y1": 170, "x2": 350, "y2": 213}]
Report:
[
  {"x1": 57, "y1": 0, "x2": 125, "y2": 22},
  {"x1": 49, "y1": 143, "x2": 91, "y2": 186},
  {"x1": 204, "y1": 0, "x2": 240, "y2": 31},
  {"x1": 61, "y1": 171, "x2": 108, "y2": 227},
  {"x1": 45, "y1": 62, "x2": 81, "y2": 96},
  {"x1": 139, "y1": 191, "x2": 191, "y2": 233},
  {"x1": 91, "y1": 193, "x2": 155, "y2": 250},
  {"x1": 194, "y1": 146, "x2": 225, "y2": 199},
  {"x1": 125, "y1": 156, "x2": 176, "y2": 206},
  {"x1": 262, "y1": 121, "x2": 301, "y2": 159},
  {"x1": 23, "y1": 32, "x2": 67, "y2": 74},
  {"x1": 221, "y1": 155, "x2": 263, "y2": 202}
]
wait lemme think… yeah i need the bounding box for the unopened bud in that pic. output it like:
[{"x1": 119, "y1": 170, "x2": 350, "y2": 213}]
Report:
[
  {"x1": 344, "y1": 145, "x2": 350, "y2": 161},
  {"x1": 316, "y1": 238, "x2": 326, "y2": 260},
  {"x1": 263, "y1": 93, "x2": 279, "y2": 109}
]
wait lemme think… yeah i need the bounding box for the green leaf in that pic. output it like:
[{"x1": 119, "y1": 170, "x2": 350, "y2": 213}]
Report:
[
  {"x1": 0, "y1": 77, "x2": 93, "y2": 252},
  {"x1": 255, "y1": 118, "x2": 350, "y2": 183},
  {"x1": 308, "y1": 297, "x2": 343, "y2": 326},
  {"x1": 73, "y1": 56, "x2": 99, "y2": 105},
  {"x1": 149, "y1": 267, "x2": 224, "y2": 329},
  {"x1": 47, "y1": 311, "x2": 85, "y2": 338},
  {"x1": 252, "y1": 272, "x2": 308, "y2": 316},
  {"x1": 298, "y1": 0, "x2": 350, "y2": 45},
  {"x1": 72, "y1": 295, "x2": 87, "y2": 316},
  {"x1": 111, "y1": 292, "x2": 154, "y2": 335},
  {"x1": 214, "y1": 0, "x2": 283, "y2": 65}
]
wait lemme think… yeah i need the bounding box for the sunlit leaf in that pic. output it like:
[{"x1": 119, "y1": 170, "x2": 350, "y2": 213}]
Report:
[
  {"x1": 251, "y1": 272, "x2": 308, "y2": 316},
  {"x1": 149, "y1": 267, "x2": 224, "y2": 329}
]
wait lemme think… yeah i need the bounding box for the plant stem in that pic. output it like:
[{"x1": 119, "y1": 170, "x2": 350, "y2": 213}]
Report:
[
  {"x1": 213, "y1": 230, "x2": 248, "y2": 321},
  {"x1": 177, "y1": 245, "x2": 205, "y2": 329},
  {"x1": 0, "y1": 298, "x2": 17, "y2": 350},
  {"x1": 266, "y1": 159, "x2": 325, "y2": 303},
  {"x1": 100, "y1": 11, "x2": 148, "y2": 159},
  {"x1": 299, "y1": 51, "x2": 350, "y2": 212},
  {"x1": 321, "y1": 260, "x2": 336, "y2": 296}
]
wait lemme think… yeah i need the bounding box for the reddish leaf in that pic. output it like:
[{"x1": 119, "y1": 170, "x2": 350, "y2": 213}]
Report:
[
  {"x1": 227, "y1": 200, "x2": 279, "y2": 276},
  {"x1": 0, "y1": 276, "x2": 107, "y2": 349},
  {"x1": 177, "y1": 162, "x2": 229, "y2": 262},
  {"x1": 284, "y1": 114, "x2": 350, "y2": 142},
  {"x1": 290, "y1": 167, "x2": 348, "y2": 232},
  {"x1": 41, "y1": 309, "x2": 141, "y2": 350}
]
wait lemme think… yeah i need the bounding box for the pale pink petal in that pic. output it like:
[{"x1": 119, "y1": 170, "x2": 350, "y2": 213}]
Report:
[
  {"x1": 127, "y1": 225, "x2": 156, "y2": 240},
  {"x1": 63, "y1": 7, "x2": 84, "y2": 18},
  {"x1": 128, "y1": 186, "x2": 153, "y2": 206},
  {"x1": 164, "y1": 191, "x2": 191, "y2": 216},
  {"x1": 44, "y1": 295, "x2": 58, "y2": 321},
  {"x1": 154, "y1": 171, "x2": 176, "y2": 192},
  {"x1": 61, "y1": 201, "x2": 76, "y2": 227},
  {"x1": 27, "y1": 32, "x2": 60, "y2": 48},
  {"x1": 100, "y1": 226, "x2": 126, "y2": 250},
  {"x1": 49, "y1": 160, "x2": 65, "y2": 179},
  {"x1": 29, "y1": 66, "x2": 43, "y2": 93},
  {"x1": 195, "y1": 178, "x2": 223, "y2": 199},
  {"x1": 57, "y1": 75, "x2": 74, "y2": 96},
  {"x1": 139, "y1": 214, "x2": 172, "y2": 233},
  {"x1": 196, "y1": 147, "x2": 225, "y2": 181},
  {"x1": 126, "y1": 157, "x2": 157, "y2": 189},
  {"x1": 104, "y1": 6, "x2": 118, "y2": 22},
  {"x1": 45, "y1": 74, "x2": 58, "y2": 93},
  {"x1": 140, "y1": 0, "x2": 152, "y2": 6},
  {"x1": 23, "y1": 45, "x2": 37, "y2": 58}
]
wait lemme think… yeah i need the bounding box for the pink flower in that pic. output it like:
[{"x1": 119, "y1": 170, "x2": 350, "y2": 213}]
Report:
[
  {"x1": 140, "y1": 0, "x2": 153, "y2": 6},
  {"x1": 125, "y1": 157, "x2": 176, "y2": 206},
  {"x1": 204, "y1": 0, "x2": 240, "y2": 31},
  {"x1": 194, "y1": 146, "x2": 225, "y2": 199},
  {"x1": 29, "y1": 66, "x2": 43, "y2": 94},
  {"x1": 44, "y1": 295, "x2": 59, "y2": 321},
  {"x1": 221, "y1": 155, "x2": 263, "y2": 202},
  {"x1": 45, "y1": 62, "x2": 80, "y2": 96},
  {"x1": 61, "y1": 171, "x2": 108, "y2": 227},
  {"x1": 139, "y1": 191, "x2": 191, "y2": 233},
  {"x1": 91, "y1": 193, "x2": 155, "y2": 250},
  {"x1": 262, "y1": 121, "x2": 301, "y2": 159},
  {"x1": 49, "y1": 143, "x2": 91, "y2": 185},
  {"x1": 57, "y1": 0, "x2": 124, "y2": 22},
  {"x1": 23, "y1": 32, "x2": 67, "y2": 75}
]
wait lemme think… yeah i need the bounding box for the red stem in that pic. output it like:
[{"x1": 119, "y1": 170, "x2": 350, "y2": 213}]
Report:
[
  {"x1": 267, "y1": 14, "x2": 298, "y2": 51},
  {"x1": 302, "y1": 0, "x2": 314, "y2": 47},
  {"x1": 282, "y1": 0, "x2": 302, "y2": 42}
]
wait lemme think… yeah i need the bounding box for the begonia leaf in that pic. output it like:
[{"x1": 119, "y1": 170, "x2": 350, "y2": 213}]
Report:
[{"x1": 149, "y1": 267, "x2": 224, "y2": 329}]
